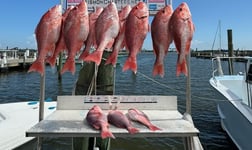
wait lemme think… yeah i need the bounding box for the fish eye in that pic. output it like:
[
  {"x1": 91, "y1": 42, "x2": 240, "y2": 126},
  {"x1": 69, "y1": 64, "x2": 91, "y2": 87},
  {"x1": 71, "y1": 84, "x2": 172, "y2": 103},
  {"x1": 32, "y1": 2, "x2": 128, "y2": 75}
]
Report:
[
  {"x1": 179, "y1": 8, "x2": 183, "y2": 11},
  {"x1": 162, "y1": 10, "x2": 165, "y2": 13}
]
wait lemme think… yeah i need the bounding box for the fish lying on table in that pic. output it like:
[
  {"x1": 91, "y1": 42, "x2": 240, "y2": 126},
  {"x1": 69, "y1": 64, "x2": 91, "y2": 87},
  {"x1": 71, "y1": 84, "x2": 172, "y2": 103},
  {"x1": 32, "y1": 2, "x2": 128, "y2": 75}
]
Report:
[
  {"x1": 108, "y1": 109, "x2": 139, "y2": 134},
  {"x1": 86, "y1": 105, "x2": 115, "y2": 139},
  {"x1": 127, "y1": 108, "x2": 161, "y2": 131}
]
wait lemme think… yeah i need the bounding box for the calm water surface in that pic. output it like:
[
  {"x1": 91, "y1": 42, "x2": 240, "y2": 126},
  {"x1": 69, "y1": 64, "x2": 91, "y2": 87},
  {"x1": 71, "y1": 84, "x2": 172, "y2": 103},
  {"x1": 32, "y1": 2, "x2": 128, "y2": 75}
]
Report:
[{"x1": 0, "y1": 53, "x2": 239, "y2": 150}]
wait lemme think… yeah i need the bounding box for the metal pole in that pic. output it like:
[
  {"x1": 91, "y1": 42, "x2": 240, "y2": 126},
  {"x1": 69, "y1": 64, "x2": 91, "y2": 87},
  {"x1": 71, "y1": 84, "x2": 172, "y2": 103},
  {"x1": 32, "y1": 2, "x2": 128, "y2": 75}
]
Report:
[
  {"x1": 39, "y1": 73, "x2": 45, "y2": 121},
  {"x1": 37, "y1": 68, "x2": 45, "y2": 150},
  {"x1": 186, "y1": 54, "x2": 191, "y2": 114}
]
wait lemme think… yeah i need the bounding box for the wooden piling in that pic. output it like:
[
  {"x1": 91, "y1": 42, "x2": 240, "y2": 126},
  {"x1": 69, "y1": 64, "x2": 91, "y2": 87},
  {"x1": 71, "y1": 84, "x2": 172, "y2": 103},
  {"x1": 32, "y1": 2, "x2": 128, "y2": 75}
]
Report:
[{"x1": 227, "y1": 29, "x2": 234, "y2": 75}]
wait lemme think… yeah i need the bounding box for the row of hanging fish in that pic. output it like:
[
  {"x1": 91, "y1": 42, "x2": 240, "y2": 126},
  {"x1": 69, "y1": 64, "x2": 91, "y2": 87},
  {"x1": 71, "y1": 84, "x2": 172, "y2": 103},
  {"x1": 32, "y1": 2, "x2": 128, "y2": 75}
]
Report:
[
  {"x1": 28, "y1": 1, "x2": 194, "y2": 77},
  {"x1": 86, "y1": 105, "x2": 161, "y2": 139}
]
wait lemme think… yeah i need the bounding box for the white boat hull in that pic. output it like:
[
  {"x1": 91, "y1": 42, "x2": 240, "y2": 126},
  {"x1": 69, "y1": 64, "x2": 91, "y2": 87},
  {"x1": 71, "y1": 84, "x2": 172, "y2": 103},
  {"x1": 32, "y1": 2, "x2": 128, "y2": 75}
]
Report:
[
  {"x1": 0, "y1": 101, "x2": 56, "y2": 150},
  {"x1": 209, "y1": 56, "x2": 252, "y2": 150},
  {"x1": 217, "y1": 100, "x2": 252, "y2": 150}
]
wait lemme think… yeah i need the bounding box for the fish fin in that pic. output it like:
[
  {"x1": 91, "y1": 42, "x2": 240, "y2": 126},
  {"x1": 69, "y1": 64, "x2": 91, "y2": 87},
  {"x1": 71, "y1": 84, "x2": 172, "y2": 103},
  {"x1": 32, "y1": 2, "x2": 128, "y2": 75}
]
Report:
[
  {"x1": 61, "y1": 57, "x2": 75, "y2": 75},
  {"x1": 28, "y1": 59, "x2": 45, "y2": 76},
  {"x1": 84, "y1": 50, "x2": 103, "y2": 65},
  {"x1": 46, "y1": 55, "x2": 57, "y2": 67},
  {"x1": 106, "y1": 39, "x2": 114, "y2": 49},
  {"x1": 148, "y1": 124, "x2": 161, "y2": 131},
  {"x1": 127, "y1": 127, "x2": 139, "y2": 134},
  {"x1": 105, "y1": 51, "x2": 118, "y2": 66},
  {"x1": 101, "y1": 130, "x2": 115, "y2": 139},
  {"x1": 122, "y1": 56, "x2": 137, "y2": 74},
  {"x1": 176, "y1": 58, "x2": 187, "y2": 76},
  {"x1": 152, "y1": 63, "x2": 164, "y2": 77},
  {"x1": 79, "y1": 50, "x2": 90, "y2": 61}
]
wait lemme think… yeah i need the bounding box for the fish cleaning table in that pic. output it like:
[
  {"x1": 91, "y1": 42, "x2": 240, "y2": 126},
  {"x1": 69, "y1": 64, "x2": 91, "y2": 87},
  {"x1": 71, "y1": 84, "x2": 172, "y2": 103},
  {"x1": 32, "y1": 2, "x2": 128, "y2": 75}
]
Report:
[{"x1": 26, "y1": 95, "x2": 199, "y2": 138}]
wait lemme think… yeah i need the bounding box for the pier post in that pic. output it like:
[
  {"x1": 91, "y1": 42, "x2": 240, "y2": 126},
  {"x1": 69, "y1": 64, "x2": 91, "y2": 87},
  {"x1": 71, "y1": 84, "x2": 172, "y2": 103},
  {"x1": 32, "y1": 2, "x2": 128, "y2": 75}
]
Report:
[{"x1": 227, "y1": 29, "x2": 234, "y2": 75}]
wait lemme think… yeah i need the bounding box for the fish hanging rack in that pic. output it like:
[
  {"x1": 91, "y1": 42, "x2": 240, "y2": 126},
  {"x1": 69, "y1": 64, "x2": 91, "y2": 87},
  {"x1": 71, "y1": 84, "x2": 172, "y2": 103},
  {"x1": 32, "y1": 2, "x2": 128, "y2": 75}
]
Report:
[
  {"x1": 33, "y1": 0, "x2": 198, "y2": 149},
  {"x1": 38, "y1": 0, "x2": 174, "y2": 125}
]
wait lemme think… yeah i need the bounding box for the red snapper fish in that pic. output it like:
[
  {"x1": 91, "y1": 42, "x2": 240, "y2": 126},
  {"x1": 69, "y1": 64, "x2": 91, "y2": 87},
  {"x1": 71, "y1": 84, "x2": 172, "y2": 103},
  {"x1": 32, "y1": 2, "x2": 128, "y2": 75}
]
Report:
[
  {"x1": 151, "y1": 5, "x2": 173, "y2": 77},
  {"x1": 105, "y1": 5, "x2": 132, "y2": 66},
  {"x1": 108, "y1": 110, "x2": 139, "y2": 134},
  {"x1": 84, "y1": 2, "x2": 120, "y2": 65},
  {"x1": 123, "y1": 2, "x2": 149, "y2": 74},
  {"x1": 86, "y1": 105, "x2": 115, "y2": 139},
  {"x1": 79, "y1": 7, "x2": 104, "y2": 60},
  {"x1": 28, "y1": 5, "x2": 62, "y2": 75},
  {"x1": 61, "y1": 1, "x2": 89, "y2": 74},
  {"x1": 127, "y1": 108, "x2": 161, "y2": 131},
  {"x1": 47, "y1": 6, "x2": 74, "y2": 67},
  {"x1": 169, "y1": 2, "x2": 195, "y2": 76}
]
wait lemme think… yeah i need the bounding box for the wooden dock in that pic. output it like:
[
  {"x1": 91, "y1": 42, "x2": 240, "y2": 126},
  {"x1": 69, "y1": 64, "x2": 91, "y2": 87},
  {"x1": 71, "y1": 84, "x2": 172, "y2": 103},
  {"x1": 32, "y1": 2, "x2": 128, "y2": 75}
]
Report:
[
  {"x1": 191, "y1": 50, "x2": 252, "y2": 59},
  {"x1": 0, "y1": 57, "x2": 34, "y2": 69},
  {"x1": 0, "y1": 49, "x2": 36, "y2": 70}
]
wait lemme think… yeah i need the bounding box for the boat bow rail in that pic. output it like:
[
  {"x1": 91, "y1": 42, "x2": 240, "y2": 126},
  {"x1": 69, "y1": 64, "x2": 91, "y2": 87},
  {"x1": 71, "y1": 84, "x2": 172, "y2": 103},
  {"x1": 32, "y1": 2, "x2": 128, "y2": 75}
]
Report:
[
  {"x1": 211, "y1": 56, "x2": 252, "y2": 77},
  {"x1": 26, "y1": 95, "x2": 202, "y2": 150}
]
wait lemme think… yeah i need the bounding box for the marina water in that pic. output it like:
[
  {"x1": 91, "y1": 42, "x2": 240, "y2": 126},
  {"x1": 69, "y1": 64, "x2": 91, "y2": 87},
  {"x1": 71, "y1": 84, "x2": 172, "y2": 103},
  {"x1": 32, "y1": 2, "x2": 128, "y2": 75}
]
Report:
[{"x1": 0, "y1": 52, "x2": 238, "y2": 150}]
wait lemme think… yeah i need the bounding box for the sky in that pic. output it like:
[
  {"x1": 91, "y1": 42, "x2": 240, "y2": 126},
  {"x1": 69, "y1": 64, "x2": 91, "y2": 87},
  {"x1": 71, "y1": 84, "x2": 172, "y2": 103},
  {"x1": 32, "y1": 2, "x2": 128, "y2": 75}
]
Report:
[{"x1": 0, "y1": 0, "x2": 252, "y2": 51}]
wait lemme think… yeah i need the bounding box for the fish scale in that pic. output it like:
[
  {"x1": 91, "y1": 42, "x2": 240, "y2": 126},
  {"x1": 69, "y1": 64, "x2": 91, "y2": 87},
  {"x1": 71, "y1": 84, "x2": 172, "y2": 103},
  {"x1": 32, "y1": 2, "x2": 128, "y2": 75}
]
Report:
[
  {"x1": 84, "y1": 2, "x2": 120, "y2": 65},
  {"x1": 61, "y1": 1, "x2": 89, "y2": 75},
  {"x1": 28, "y1": 5, "x2": 62, "y2": 76},
  {"x1": 123, "y1": 2, "x2": 149, "y2": 74},
  {"x1": 169, "y1": 2, "x2": 195, "y2": 76},
  {"x1": 151, "y1": 5, "x2": 173, "y2": 77}
]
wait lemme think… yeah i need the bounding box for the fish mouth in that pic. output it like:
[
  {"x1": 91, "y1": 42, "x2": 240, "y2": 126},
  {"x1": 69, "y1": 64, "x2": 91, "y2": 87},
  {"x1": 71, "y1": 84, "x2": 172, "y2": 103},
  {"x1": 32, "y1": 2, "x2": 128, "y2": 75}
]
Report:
[
  {"x1": 136, "y1": 15, "x2": 148, "y2": 19},
  {"x1": 182, "y1": 17, "x2": 190, "y2": 22}
]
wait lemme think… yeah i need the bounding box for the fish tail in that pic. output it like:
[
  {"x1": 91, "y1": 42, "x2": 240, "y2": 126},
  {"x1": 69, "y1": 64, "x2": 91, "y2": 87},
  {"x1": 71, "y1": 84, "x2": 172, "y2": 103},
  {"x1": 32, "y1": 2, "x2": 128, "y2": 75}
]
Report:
[
  {"x1": 61, "y1": 57, "x2": 75, "y2": 75},
  {"x1": 127, "y1": 127, "x2": 139, "y2": 134},
  {"x1": 152, "y1": 63, "x2": 164, "y2": 77},
  {"x1": 28, "y1": 59, "x2": 45, "y2": 76},
  {"x1": 148, "y1": 124, "x2": 161, "y2": 131},
  {"x1": 101, "y1": 130, "x2": 115, "y2": 139},
  {"x1": 105, "y1": 52, "x2": 118, "y2": 66},
  {"x1": 46, "y1": 55, "x2": 57, "y2": 67},
  {"x1": 176, "y1": 59, "x2": 188, "y2": 76},
  {"x1": 122, "y1": 56, "x2": 137, "y2": 74},
  {"x1": 78, "y1": 50, "x2": 89, "y2": 61},
  {"x1": 84, "y1": 50, "x2": 103, "y2": 65}
]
